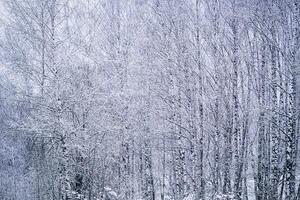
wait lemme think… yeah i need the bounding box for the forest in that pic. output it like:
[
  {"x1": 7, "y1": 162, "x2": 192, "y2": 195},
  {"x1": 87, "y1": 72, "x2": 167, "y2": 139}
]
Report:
[{"x1": 0, "y1": 0, "x2": 299, "y2": 200}]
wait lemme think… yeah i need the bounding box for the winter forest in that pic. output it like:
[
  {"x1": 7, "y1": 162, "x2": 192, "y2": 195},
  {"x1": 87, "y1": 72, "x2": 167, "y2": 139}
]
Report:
[{"x1": 0, "y1": 0, "x2": 299, "y2": 200}]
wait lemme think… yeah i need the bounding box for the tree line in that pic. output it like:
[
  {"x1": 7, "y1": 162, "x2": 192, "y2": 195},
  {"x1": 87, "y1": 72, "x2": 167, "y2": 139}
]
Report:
[{"x1": 0, "y1": 0, "x2": 299, "y2": 200}]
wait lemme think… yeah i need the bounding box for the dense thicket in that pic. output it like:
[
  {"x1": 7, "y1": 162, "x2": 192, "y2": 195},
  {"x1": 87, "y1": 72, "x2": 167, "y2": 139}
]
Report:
[{"x1": 0, "y1": 0, "x2": 299, "y2": 200}]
